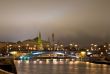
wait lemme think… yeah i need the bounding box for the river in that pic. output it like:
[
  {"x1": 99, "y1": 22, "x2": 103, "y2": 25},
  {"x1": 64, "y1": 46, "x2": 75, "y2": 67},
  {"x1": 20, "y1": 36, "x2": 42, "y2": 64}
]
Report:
[{"x1": 14, "y1": 59, "x2": 110, "y2": 74}]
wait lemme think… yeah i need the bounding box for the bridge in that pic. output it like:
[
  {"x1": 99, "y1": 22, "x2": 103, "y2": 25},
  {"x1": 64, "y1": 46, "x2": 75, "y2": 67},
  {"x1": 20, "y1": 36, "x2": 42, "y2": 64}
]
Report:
[{"x1": 18, "y1": 51, "x2": 78, "y2": 60}]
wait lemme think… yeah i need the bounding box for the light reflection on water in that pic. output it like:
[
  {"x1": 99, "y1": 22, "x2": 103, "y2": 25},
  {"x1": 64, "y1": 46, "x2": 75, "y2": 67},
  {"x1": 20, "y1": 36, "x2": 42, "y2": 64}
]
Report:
[{"x1": 14, "y1": 59, "x2": 110, "y2": 74}]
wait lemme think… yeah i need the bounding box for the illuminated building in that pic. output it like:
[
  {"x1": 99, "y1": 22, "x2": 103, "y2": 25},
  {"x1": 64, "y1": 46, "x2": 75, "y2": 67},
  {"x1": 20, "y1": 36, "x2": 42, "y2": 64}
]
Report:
[{"x1": 36, "y1": 32, "x2": 43, "y2": 50}]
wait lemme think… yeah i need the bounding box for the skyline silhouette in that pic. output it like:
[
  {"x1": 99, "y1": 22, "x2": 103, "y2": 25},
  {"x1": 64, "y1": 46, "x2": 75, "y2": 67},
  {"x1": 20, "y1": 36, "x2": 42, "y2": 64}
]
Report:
[{"x1": 0, "y1": 0, "x2": 110, "y2": 46}]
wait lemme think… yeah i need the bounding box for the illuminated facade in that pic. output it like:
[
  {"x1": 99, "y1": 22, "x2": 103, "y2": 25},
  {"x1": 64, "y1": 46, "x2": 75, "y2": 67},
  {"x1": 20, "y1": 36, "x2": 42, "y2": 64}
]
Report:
[{"x1": 36, "y1": 32, "x2": 43, "y2": 50}]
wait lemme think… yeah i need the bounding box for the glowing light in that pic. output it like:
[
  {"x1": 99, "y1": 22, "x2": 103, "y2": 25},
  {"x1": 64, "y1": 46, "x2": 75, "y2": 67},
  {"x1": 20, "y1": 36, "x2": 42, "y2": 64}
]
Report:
[
  {"x1": 74, "y1": 61, "x2": 79, "y2": 64},
  {"x1": 46, "y1": 59, "x2": 50, "y2": 64},
  {"x1": 54, "y1": 52, "x2": 64, "y2": 55},
  {"x1": 94, "y1": 44, "x2": 97, "y2": 47},
  {"x1": 69, "y1": 61, "x2": 73, "y2": 64},
  {"x1": 74, "y1": 44, "x2": 78, "y2": 47},
  {"x1": 106, "y1": 50, "x2": 108, "y2": 52},
  {"x1": 71, "y1": 59, "x2": 75, "y2": 61},
  {"x1": 60, "y1": 45, "x2": 63, "y2": 47},
  {"x1": 86, "y1": 62, "x2": 90, "y2": 65},
  {"x1": 69, "y1": 44, "x2": 73, "y2": 46},
  {"x1": 81, "y1": 51, "x2": 86, "y2": 54},
  {"x1": 9, "y1": 45, "x2": 12, "y2": 47},
  {"x1": 53, "y1": 59, "x2": 57, "y2": 61},
  {"x1": 53, "y1": 59, "x2": 58, "y2": 64},
  {"x1": 37, "y1": 59, "x2": 40, "y2": 61},
  {"x1": 86, "y1": 49, "x2": 89, "y2": 52},
  {"x1": 17, "y1": 60, "x2": 21, "y2": 64},
  {"x1": 76, "y1": 56, "x2": 79, "y2": 59},
  {"x1": 80, "y1": 51, "x2": 86, "y2": 57},
  {"x1": 66, "y1": 59, "x2": 69, "y2": 62},
  {"x1": 87, "y1": 52, "x2": 92, "y2": 55},
  {"x1": 60, "y1": 59, "x2": 63, "y2": 61},
  {"x1": 103, "y1": 64, "x2": 107, "y2": 67},
  {"x1": 104, "y1": 45, "x2": 106, "y2": 47},
  {"x1": 25, "y1": 60, "x2": 29, "y2": 64},
  {"x1": 53, "y1": 61, "x2": 58, "y2": 64},
  {"x1": 18, "y1": 45, "x2": 21, "y2": 48},
  {"x1": 54, "y1": 44, "x2": 57, "y2": 46},
  {"x1": 33, "y1": 48, "x2": 36, "y2": 50},
  {"x1": 33, "y1": 61, "x2": 37, "y2": 64},
  {"x1": 10, "y1": 51, "x2": 17, "y2": 55},
  {"x1": 26, "y1": 44, "x2": 29, "y2": 46},
  {"x1": 39, "y1": 61, "x2": 43, "y2": 64},
  {"x1": 59, "y1": 61, "x2": 64, "y2": 64},
  {"x1": 91, "y1": 44, "x2": 94, "y2": 46},
  {"x1": 32, "y1": 52, "x2": 43, "y2": 55},
  {"x1": 59, "y1": 59, "x2": 64, "y2": 64},
  {"x1": 101, "y1": 52, "x2": 103, "y2": 55}
]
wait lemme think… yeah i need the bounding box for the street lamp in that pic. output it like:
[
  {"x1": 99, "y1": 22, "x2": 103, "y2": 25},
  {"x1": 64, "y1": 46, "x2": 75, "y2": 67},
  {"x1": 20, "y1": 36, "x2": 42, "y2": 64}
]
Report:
[
  {"x1": 60, "y1": 44, "x2": 63, "y2": 47},
  {"x1": 86, "y1": 49, "x2": 89, "y2": 52},
  {"x1": 91, "y1": 44, "x2": 94, "y2": 46},
  {"x1": 74, "y1": 44, "x2": 78, "y2": 47},
  {"x1": 26, "y1": 44, "x2": 29, "y2": 50},
  {"x1": 104, "y1": 45, "x2": 106, "y2": 48},
  {"x1": 69, "y1": 44, "x2": 73, "y2": 46},
  {"x1": 94, "y1": 44, "x2": 97, "y2": 50},
  {"x1": 94, "y1": 44, "x2": 97, "y2": 47},
  {"x1": 74, "y1": 44, "x2": 78, "y2": 50},
  {"x1": 98, "y1": 48, "x2": 101, "y2": 50}
]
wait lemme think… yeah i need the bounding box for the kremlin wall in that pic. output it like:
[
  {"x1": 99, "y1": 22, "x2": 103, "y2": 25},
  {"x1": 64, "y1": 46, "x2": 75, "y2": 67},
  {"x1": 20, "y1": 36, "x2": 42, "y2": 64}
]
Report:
[{"x1": 0, "y1": 32, "x2": 50, "y2": 53}]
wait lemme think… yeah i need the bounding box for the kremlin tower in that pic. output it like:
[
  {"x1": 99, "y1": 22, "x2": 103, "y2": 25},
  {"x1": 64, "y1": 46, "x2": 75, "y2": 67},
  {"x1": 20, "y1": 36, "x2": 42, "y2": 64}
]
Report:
[{"x1": 36, "y1": 32, "x2": 43, "y2": 50}]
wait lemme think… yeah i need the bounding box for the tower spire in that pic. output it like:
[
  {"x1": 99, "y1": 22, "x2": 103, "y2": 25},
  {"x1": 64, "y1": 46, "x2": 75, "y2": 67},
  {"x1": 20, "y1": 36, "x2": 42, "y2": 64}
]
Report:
[
  {"x1": 52, "y1": 33, "x2": 54, "y2": 42},
  {"x1": 36, "y1": 32, "x2": 43, "y2": 50},
  {"x1": 39, "y1": 32, "x2": 41, "y2": 39}
]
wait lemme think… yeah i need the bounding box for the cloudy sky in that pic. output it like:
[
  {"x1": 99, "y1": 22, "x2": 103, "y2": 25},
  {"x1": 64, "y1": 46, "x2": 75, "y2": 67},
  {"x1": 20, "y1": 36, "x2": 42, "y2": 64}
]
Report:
[{"x1": 0, "y1": 0, "x2": 110, "y2": 46}]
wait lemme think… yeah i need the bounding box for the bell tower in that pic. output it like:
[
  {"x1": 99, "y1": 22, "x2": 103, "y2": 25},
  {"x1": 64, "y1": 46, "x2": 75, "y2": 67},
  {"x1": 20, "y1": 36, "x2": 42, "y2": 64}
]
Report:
[{"x1": 36, "y1": 32, "x2": 43, "y2": 50}]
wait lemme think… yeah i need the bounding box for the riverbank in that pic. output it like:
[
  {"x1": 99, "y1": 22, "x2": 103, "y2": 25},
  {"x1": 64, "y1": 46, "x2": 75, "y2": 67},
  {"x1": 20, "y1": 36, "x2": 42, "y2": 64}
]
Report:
[
  {"x1": 88, "y1": 57, "x2": 110, "y2": 65},
  {"x1": 89, "y1": 60, "x2": 110, "y2": 65},
  {"x1": 0, "y1": 69, "x2": 13, "y2": 74}
]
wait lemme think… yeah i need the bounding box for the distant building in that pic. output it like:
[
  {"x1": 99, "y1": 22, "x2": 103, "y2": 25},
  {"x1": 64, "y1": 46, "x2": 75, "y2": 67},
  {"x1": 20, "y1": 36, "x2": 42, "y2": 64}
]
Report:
[{"x1": 0, "y1": 33, "x2": 48, "y2": 51}]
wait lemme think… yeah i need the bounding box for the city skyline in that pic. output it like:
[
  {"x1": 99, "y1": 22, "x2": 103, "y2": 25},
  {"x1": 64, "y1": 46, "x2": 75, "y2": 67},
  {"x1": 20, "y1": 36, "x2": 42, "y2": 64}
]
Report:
[{"x1": 0, "y1": 0, "x2": 110, "y2": 46}]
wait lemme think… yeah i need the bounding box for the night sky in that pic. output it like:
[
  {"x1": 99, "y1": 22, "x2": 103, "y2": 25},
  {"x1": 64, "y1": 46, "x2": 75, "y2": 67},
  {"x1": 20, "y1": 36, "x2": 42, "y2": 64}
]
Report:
[{"x1": 0, "y1": 0, "x2": 110, "y2": 46}]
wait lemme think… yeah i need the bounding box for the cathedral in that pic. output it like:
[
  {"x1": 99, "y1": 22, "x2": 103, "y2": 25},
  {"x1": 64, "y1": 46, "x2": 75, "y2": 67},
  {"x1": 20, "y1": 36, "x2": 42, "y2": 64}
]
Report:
[{"x1": 36, "y1": 32, "x2": 44, "y2": 50}]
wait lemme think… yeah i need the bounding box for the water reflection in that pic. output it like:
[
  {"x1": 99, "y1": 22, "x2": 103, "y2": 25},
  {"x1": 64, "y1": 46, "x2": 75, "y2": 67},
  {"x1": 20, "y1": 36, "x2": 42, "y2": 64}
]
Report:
[
  {"x1": 25, "y1": 60, "x2": 29, "y2": 64},
  {"x1": 69, "y1": 61, "x2": 74, "y2": 64},
  {"x1": 33, "y1": 61, "x2": 37, "y2": 64},
  {"x1": 15, "y1": 59, "x2": 110, "y2": 74},
  {"x1": 46, "y1": 59, "x2": 50, "y2": 64}
]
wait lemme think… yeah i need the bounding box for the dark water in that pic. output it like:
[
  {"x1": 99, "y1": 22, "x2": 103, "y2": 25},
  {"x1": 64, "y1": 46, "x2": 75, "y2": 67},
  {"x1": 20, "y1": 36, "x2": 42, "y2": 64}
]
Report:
[{"x1": 15, "y1": 59, "x2": 110, "y2": 74}]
